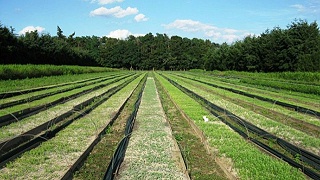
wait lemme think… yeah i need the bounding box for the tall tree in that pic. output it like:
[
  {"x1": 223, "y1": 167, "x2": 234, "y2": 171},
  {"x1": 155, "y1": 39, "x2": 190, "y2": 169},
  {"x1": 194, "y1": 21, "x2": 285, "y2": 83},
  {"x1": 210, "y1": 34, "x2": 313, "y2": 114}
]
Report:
[{"x1": 57, "y1": 26, "x2": 66, "y2": 39}]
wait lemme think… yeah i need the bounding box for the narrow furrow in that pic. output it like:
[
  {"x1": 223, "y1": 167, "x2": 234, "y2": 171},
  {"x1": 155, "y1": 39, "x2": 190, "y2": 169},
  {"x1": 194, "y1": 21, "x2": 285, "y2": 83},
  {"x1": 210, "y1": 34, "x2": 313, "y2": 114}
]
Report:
[{"x1": 183, "y1": 72, "x2": 320, "y2": 108}]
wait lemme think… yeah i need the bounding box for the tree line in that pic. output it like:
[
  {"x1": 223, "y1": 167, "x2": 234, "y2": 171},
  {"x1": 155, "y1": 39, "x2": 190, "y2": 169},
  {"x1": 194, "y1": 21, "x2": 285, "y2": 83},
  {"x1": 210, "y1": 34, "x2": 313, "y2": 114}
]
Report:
[
  {"x1": 0, "y1": 25, "x2": 99, "y2": 66},
  {"x1": 205, "y1": 19, "x2": 320, "y2": 72},
  {"x1": 1, "y1": 19, "x2": 319, "y2": 72}
]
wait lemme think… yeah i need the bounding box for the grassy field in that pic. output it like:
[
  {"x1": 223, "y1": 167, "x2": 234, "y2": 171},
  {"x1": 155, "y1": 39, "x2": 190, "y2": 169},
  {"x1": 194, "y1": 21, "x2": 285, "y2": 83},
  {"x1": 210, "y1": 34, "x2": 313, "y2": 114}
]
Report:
[
  {"x1": 0, "y1": 70, "x2": 318, "y2": 179},
  {"x1": 0, "y1": 64, "x2": 117, "y2": 80}
]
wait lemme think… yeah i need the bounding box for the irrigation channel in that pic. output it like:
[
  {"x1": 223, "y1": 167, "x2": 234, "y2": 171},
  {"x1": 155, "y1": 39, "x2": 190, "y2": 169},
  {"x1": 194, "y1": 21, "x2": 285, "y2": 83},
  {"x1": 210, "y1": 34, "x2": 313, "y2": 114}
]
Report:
[{"x1": 159, "y1": 73, "x2": 320, "y2": 179}]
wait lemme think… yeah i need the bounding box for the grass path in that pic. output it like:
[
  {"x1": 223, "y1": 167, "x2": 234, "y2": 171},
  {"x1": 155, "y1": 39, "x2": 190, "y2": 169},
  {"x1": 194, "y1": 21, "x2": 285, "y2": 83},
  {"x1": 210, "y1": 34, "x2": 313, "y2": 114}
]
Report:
[{"x1": 117, "y1": 77, "x2": 189, "y2": 179}]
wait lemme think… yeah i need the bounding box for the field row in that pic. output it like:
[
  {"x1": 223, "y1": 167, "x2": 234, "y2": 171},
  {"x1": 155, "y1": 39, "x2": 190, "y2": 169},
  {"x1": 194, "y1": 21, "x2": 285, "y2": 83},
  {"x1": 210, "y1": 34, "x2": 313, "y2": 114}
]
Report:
[
  {"x1": 0, "y1": 71, "x2": 319, "y2": 179},
  {"x1": 156, "y1": 72, "x2": 319, "y2": 179},
  {"x1": 0, "y1": 72, "x2": 145, "y2": 179}
]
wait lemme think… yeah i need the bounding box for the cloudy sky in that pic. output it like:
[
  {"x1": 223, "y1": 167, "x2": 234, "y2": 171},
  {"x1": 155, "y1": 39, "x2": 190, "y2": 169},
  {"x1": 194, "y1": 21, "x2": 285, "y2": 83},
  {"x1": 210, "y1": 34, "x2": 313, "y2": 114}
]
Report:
[{"x1": 1, "y1": 0, "x2": 319, "y2": 43}]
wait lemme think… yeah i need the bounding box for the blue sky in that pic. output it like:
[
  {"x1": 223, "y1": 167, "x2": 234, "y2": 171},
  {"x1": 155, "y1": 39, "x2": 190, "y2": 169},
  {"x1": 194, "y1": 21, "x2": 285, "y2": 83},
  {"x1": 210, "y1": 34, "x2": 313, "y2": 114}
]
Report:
[{"x1": 1, "y1": 0, "x2": 319, "y2": 43}]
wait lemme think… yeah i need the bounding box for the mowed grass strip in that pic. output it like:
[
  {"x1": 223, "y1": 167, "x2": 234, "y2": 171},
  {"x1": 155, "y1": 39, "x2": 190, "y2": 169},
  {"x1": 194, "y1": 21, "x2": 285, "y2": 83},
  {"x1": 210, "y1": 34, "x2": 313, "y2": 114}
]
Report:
[
  {"x1": 0, "y1": 74, "x2": 144, "y2": 180},
  {"x1": 117, "y1": 77, "x2": 189, "y2": 180}
]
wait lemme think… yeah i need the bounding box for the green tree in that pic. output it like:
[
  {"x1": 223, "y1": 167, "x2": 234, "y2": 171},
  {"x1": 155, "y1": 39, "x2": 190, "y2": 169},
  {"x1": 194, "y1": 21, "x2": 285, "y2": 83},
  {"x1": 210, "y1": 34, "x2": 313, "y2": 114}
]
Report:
[
  {"x1": 57, "y1": 26, "x2": 66, "y2": 39},
  {"x1": 0, "y1": 23, "x2": 20, "y2": 64}
]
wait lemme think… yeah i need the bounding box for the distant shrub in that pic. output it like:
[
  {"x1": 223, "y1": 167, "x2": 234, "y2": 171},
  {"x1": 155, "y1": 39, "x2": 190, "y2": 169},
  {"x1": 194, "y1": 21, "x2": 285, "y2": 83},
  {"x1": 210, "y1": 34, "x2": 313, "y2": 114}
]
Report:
[{"x1": 189, "y1": 69, "x2": 205, "y2": 72}]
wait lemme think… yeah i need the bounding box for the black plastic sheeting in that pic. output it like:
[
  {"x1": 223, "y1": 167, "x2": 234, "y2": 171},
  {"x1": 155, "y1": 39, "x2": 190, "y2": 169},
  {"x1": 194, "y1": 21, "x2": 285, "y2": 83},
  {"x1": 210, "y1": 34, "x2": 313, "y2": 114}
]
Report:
[
  {"x1": 0, "y1": 75, "x2": 139, "y2": 168},
  {"x1": 103, "y1": 76, "x2": 147, "y2": 180},
  {"x1": 161, "y1": 74, "x2": 320, "y2": 179},
  {"x1": 0, "y1": 74, "x2": 134, "y2": 128},
  {"x1": 176, "y1": 74, "x2": 320, "y2": 118},
  {"x1": 0, "y1": 74, "x2": 125, "y2": 110},
  {"x1": 61, "y1": 74, "x2": 147, "y2": 180},
  {"x1": 0, "y1": 75, "x2": 108, "y2": 99}
]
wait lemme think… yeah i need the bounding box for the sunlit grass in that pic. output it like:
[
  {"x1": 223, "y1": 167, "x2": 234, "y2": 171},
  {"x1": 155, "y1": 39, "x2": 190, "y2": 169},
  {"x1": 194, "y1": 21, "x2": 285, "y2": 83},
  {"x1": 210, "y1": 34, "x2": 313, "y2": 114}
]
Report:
[
  {"x1": 0, "y1": 74, "x2": 144, "y2": 179},
  {"x1": 118, "y1": 77, "x2": 188, "y2": 180},
  {"x1": 0, "y1": 64, "x2": 117, "y2": 80},
  {"x1": 156, "y1": 73, "x2": 306, "y2": 180},
  {"x1": 166, "y1": 74, "x2": 320, "y2": 155}
]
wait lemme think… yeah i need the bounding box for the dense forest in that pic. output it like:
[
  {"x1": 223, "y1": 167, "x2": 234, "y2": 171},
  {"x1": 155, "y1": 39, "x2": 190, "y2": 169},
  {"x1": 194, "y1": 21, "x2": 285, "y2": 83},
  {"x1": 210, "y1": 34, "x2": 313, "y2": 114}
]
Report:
[{"x1": 1, "y1": 19, "x2": 319, "y2": 72}]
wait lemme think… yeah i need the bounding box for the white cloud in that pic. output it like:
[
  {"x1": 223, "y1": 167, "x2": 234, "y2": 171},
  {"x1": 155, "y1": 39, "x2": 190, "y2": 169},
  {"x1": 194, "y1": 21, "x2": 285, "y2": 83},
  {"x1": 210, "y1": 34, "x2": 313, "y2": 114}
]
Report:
[
  {"x1": 291, "y1": 2, "x2": 320, "y2": 14},
  {"x1": 164, "y1": 19, "x2": 216, "y2": 32},
  {"x1": 107, "y1": 29, "x2": 130, "y2": 39},
  {"x1": 91, "y1": 0, "x2": 124, "y2": 5},
  {"x1": 19, "y1": 26, "x2": 45, "y2": 35},
  {"x1": 163, "y1": 19, "x2": 251, "y2": 43},
  {"x1": 90, "y1": 6, "x2": 138, "y2": 18},
  {"x1": 106, "y1": 29, "x2": 144, "y2": 39},
  {"x1": 134, "y1": 13, "x2": 148, "y2": 22},
  {"x1": 291, "y1": 4, "x2": 307, "y2": 12}
]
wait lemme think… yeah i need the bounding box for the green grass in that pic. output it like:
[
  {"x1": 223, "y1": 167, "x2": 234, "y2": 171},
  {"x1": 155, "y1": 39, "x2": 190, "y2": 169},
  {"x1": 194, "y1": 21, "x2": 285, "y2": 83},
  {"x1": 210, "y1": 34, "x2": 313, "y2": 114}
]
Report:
[
  {"x1": 156, "y1": 72, "x2": 307, "y2": 180},
  {"x1": 0, "y1": 75, "x2": 133, "y2": 141},
  {"x1": 189, "y1": 70, "x2": 320, "y2": 95},
  {"x1": 169, "y1": 73, "x2": 320, "y2": 130},
  {"x1": 203, "y1": 70, "x2": 320, "y2": 84},
  {"x1": 179, "y1": 71, "x2": 320, "y2": 105},
  {"x1": 0, "y1": 71, "x2": 128, "y2": 93},
  {"x1": 0, "y1": 64, "x2": 117, "y2": 80},
  {"x1": 155, "y1": 73, "x2": 228, "y2": 180},
  {"x1": 118, "y1": 77, "x2": 189, "y2": 179},
  {"x1": 0, "y1": 74, "x2": 144, "y2": 179},
  {"x1": 0, "y1": 74, "x2": 112, "y2": 104},
  {"x1": 73, "y1": 73, "x2": 146, "y2": 179},
  {"x1": 165, "y1": 73, "x2": 320, "y2": 155},
  {"x1": 0, "y1": 74, "x2": 130, "y2": 117}
]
